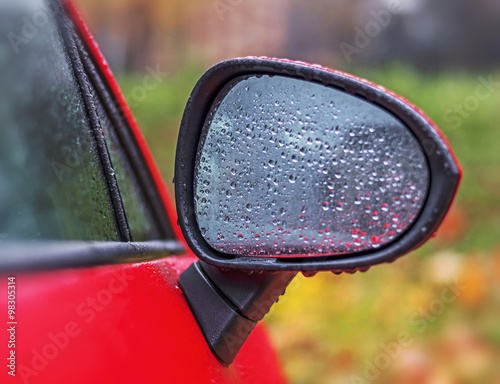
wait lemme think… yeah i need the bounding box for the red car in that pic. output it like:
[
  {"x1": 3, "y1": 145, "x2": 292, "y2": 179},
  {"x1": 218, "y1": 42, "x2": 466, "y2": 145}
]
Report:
[{"x1": 1, "y1": 1, "x2": 460, "y2": 383}]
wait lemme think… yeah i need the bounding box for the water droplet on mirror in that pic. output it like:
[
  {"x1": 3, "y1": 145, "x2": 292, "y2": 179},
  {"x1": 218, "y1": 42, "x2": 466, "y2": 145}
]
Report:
[{"x1": 322, "y1": 201, "x2": 330, "y2": 211}]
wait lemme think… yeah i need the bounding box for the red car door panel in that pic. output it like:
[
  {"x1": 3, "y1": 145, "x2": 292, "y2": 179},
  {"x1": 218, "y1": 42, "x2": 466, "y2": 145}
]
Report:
[{"x1": 3, "y1": 255, "x2": 286, "y2": 384}]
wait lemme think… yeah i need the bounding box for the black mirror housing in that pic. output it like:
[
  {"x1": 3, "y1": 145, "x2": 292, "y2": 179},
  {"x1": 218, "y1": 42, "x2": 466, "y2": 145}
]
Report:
[{"x1": 175, "y1": 57, "x2": 461, "y2": 274}]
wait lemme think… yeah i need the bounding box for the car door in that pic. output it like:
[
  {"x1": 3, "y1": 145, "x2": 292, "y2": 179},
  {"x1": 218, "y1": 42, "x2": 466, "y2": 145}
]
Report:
[{"x1": 0, "y1": 0, "x2": 286, "y2": 383}]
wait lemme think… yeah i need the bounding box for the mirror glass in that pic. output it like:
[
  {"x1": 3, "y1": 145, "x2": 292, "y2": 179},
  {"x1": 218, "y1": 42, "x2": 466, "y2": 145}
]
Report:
[{"x1": 194, "y1": 75, "x2": 429, "y2": 257}]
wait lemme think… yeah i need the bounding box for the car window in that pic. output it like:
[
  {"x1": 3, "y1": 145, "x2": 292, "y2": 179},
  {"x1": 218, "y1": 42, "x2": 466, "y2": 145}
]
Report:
[{"x1": 0, "y1": 0, "x2": 121, "y2": 241}]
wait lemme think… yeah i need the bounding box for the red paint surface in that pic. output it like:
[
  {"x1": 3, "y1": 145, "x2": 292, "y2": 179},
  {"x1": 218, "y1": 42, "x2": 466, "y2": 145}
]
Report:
[{"x1": 1, "y1": 256, "x2": 287, "y2": 384}]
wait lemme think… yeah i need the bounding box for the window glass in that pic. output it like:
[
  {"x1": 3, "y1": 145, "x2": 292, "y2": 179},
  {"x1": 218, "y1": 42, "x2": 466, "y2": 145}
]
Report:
[{"x1": 0, "y1": 0, "x2": 120, "y2": 241}]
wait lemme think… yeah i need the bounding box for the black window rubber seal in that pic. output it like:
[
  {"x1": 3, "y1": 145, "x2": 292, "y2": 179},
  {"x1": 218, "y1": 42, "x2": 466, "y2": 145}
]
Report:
[
  {"x1": 70, "y1": 20, "x2": 176, "y2": 241},
  {"x1": 58, "y1": 12, "x2": 131, "y2": 242}
]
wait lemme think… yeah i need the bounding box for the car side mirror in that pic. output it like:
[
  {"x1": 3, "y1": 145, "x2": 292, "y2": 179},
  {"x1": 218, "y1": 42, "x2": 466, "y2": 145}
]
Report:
[{"x1": 174, "y1": 58, "x2": 461, "y2": 365}]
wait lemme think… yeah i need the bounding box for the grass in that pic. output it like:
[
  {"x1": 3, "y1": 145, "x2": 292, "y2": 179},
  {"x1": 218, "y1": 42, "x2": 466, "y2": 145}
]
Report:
[{"x1": 118, "y1": 64, "x2": 500, "y2": 384}]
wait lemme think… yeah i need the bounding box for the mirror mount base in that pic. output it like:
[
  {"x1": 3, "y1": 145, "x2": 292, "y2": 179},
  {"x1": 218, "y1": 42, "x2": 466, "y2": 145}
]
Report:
[{"x1": 179, "y1": 261, "x2": 295, "y2": 365}]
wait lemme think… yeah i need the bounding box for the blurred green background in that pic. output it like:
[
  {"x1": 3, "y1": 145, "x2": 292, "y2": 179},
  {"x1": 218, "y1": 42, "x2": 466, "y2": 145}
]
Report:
[{"x1": 80, "y1": 0, "x2": 500, "y2": 382}]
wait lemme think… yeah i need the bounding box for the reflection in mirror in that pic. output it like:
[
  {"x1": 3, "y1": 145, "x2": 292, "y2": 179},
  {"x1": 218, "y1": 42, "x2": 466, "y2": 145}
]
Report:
[{"x1": 194, "y1": 75, "x2": 429, "y2": 257}]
